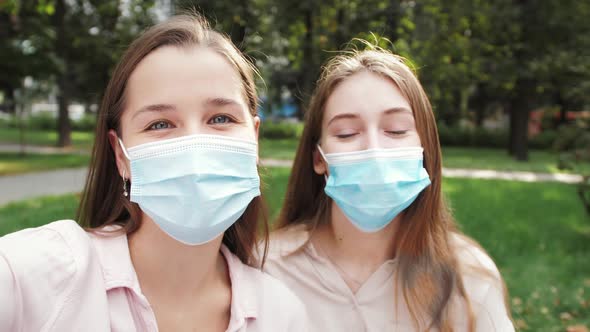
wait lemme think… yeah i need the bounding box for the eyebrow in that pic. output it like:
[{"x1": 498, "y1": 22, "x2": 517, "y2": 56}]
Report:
[
  {"x1": 327, "y1": 113, "x2": 360, "y2": 126},
  {"x1": 327, "y1": 107, "x2": 413, "y2": 126},
  {"x1": 132, "y1": 104, "x2": 177, "y2": 120},
  {"x1": 131, "y1": 98, "x2": 244, "y2": 121},
  {"x1": 204, "y1": 97, "x2": 242, "y2": 108},
  {"x1": 383, "y1": 107, "x2": 413, "y2": 115}
]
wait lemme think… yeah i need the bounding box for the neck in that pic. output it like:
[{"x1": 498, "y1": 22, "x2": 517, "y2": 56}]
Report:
[
  {"x1": 315, "y1": 201, "x2": 398, "y2": 271},
  {"x1": 128, "y1": 215, "x2": 228, "y2": 302}
]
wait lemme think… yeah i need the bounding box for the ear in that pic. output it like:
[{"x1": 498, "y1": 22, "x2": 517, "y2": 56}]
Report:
[
  {"x1": 253, "y1": 115, "x2": 261, "y2": 140},
  {"x1": 108, "y1": 129, "x2": 130, "y2": 179},
  {"x1": 253, "y1": 116, "x2": 261, "y2": 165},
  {"x1": 313, "y1": 146, "x2": 327, "y2": 176}
]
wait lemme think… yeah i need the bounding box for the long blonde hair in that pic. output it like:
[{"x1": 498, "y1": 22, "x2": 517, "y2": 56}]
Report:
[{"x1": 276, "y1": 46, "x2": 509, "y2": 331}]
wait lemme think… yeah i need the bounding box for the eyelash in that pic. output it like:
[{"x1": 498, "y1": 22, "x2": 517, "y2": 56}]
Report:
[
  {"x1": 387, "y1": 130, "x2": 407, "y2": 135},
  {"x1": 208, "y1": 114, "x2": 237, "y2": 125},
  {"x1": 144, "y1": 114, "x2": 238, "y2": 131},
  {"x1": 335, "y1": 133, "x2": 358, "y2": 139},
  {"x1": 146, "y1": 120, "x2": 173, "y2": 131}
]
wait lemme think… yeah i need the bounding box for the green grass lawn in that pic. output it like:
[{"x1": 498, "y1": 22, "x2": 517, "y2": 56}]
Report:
[
  {"x1": 0, "y1": 152, "x2": 90, "y2": 175},
  {"x1": 2, "y1": 130, "x2": 589, "y2": 176},
  {"x1": 442, "y1": 146, "x2": 590, "y2": 174},
  {"x1": 0, "y1": 128, "x2": 94, "y2": 148},
  {"x1": 259, "y1": 138, "x2": 299, "y2": 160},
  {"x1": 0, "y1": 168, "x2": 588, "y2": 330}
]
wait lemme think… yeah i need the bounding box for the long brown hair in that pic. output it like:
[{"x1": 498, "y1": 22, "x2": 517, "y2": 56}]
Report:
[
  {"x1": 77, "y1": 14, "x2": 268, "y2": 266},
  {"x1": 276, "y1": 46, "x2": 509, "y2": 330}
]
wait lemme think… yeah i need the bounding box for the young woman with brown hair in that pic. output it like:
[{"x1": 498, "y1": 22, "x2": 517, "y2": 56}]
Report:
[
  {"x1": 0, "y1": 15, "x2": 307, "y2": 331},
  {"x1": 264, "y1": 47, "x2": 514, "y2": 331}
]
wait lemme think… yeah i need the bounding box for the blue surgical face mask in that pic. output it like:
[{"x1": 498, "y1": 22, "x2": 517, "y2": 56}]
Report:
[
  {"x1": 118, "y1": 134, "x2": 260, "y2": 245},
  {"x1": 318, "y1": 145, "x2": 431, "y2": 232}
]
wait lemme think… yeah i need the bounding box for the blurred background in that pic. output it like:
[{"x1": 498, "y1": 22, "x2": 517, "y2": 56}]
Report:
[{"x1": 0, "y1": 0, "x2": 589, "y2": 330}]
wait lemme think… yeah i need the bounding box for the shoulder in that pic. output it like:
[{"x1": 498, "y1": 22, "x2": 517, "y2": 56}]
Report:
[
  {"x1": 266, "y1": 224, "x2": 310, "y2": 260},
  {"x1": 451, "y1": 233, "x2": 501, "y2": 280},
  {"x1": 450, "y1": 233, "x2": 514, "y2": 330},
  {"x1": 259, "y1": 224, "x2": 312, "y2": 281},
  {"x1": 0, "y1": 220, "x2": 95, "y2": 330},
  {"x1": 0, "y1": 220, "x2": 93, "y2": 276},
  {"x1": 450, "y1": 233, "x2": 503, "y2": 300},
  {"x1": 241, "y1": 263, "x2": 309, "y2": 330},
  {"x1": 222, "y1": 245, "x2": 308, "y2": 330}
]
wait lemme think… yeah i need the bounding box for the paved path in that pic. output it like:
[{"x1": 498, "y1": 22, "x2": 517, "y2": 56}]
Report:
[
  {"x1": 0, "y1": 158, "x2": 584, "y2": 207},
  {"x1": 441, "y1": 168, "x2": 583, "y2": 184},
  {"x1": 0, "y1": 167, "x2": 88, "y2": 206}
]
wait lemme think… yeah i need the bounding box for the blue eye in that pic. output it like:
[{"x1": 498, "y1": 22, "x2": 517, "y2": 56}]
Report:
[
  {"x1": 148, "y1": 121, "x2": 172, "y2": 130},
  {"x1": 209, "y1": 115, "x2": 233, "y2": 124}
]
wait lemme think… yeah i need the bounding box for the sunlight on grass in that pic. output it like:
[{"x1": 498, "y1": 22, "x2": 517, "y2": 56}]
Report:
[
  {"x1": 0, "y1": 153, "x2": 90, "y2": 175},
  {"x1": 0, "y1": 128, "x2": 94, "y2": 148},
  {"x1": 1, "y1": 173, "x2": 589, "y2": 329}
]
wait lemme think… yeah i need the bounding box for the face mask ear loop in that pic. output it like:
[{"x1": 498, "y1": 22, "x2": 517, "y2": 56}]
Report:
[
  {"x1": 316, "y1": 144, "x2": 329, "y2": 163},
  {"x1": 316, "y1": 144, "x2": 330, "y2": 181},
  {"x1": 118, "y1": 138, "x2": 131, "y2": 160}
]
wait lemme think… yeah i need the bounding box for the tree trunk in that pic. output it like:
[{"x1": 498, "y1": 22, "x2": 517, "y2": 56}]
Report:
[
  {"x1": 512, "y1": 105, "x2": 529, "y2": 161},
  {"x1": 1, "y1": 86, "x2": 16, "y2": 114},
  {"x1": 295, "y1": 1, "x2": 314, "y2": 119},
  {"x1": 507, "y1": 102, "x2": 516, "y2": 156},
  {"x1": 386, "y1": 1, "x2": 402, "y2": 43},
  {"x1": 334, "y1": 0, "x2": 347, "y2": 47},
  {"x1": 230, "y1": 0, "x2": 248, "y2": 51},
  {"x1": 508, "y1": 79, "x2": 534, "y2": 161},
  {"x1": 57, "y1": 76, "x2": 72, "y2": 147},
  {"x1": 54, "y1": 0, "x2": 71, "y2": 147}
]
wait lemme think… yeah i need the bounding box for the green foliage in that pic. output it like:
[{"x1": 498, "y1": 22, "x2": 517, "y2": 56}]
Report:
[
  {"x1": 554, "y1": 120, "x2": 590, "y2": 174},
  {"x1": 437, "y1": 124, "x2": 508, "y2": 149},
  {"x1": 0, "y1": 113, "x2": 96, "y2": 132},
  {"x1": 552, "y1": 119, "x2": 590, "y2": 214},
  {"x1": 71, "y1": 114, "x2": 97, "y2": 132},
  {"x1": 259, "y1": 121, "x2": 303, "y2": 139},
  {"x1": 2, "y1": 0, "x2": 590, "y2": 155},
  {"x1": 28, "y1": 112, "x2": 56, "y2": 130},
  {"x1": 530, "y1": 130, "x2": 559, "y2": 150}
]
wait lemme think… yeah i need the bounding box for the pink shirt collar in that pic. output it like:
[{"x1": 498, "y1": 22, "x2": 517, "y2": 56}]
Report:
[{"x1": 89, "y1": 228, "x2": 259, "y2": 324}]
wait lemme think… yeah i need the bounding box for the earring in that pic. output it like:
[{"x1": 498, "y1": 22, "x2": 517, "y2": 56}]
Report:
[{"x1": 122, "y1": 169, "x2": 128, "y2": 197}]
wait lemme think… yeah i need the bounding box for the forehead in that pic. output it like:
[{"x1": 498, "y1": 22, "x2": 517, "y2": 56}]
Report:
[
  {"x1": 125, "y1": 45, "x2": 245, "y2": 108},
  {"x1": 324, "y1": 71, "x2": 412, "y2": 120}
]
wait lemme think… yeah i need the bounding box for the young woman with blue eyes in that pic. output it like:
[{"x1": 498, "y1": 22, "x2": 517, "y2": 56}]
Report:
[{"x1": 0, "y1": 15, "x2": 307, "y2": 332}]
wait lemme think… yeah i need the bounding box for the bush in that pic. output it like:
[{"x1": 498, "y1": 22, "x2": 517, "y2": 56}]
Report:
[
  {"x1": 71, "y1": 114, "x2": 97, "y2": 131},
  {"x1": 0, "y1": 114, "x2": 19, "y2": 129},
  {"x1": 470, "y1": 128, "x2": 508, "y2": 148},
  {"x1": 28, "y1": 112, "x2": 56, "y2": 130},
  {"x1": 0, "y1": 112, "x2": 97, "y2": 132},
  {"x1": 530, "y1": 130, "x2": 558, "y2": 150},
  {"x1": 260, "y1": 121, "x2": 303, "y2": 139},
  {"x1": 437, "y1": 124, "x2": 509, "y2": 148},
  {"x1": 438, "y1": 124, "x2": 557, "y2": 150},
  {"x1": 553, "y1": 121, "x2": 589, "y2": 152}
]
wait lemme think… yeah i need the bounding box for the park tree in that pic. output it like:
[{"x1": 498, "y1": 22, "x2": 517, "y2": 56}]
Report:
[{"x1": 0, "y1": 0, "x2": 155, "y2": 147}]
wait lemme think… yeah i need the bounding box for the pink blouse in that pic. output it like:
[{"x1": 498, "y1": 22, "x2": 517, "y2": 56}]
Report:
[{"x1": 0, "y1": 220, "x2": 308, "y2": 331}]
